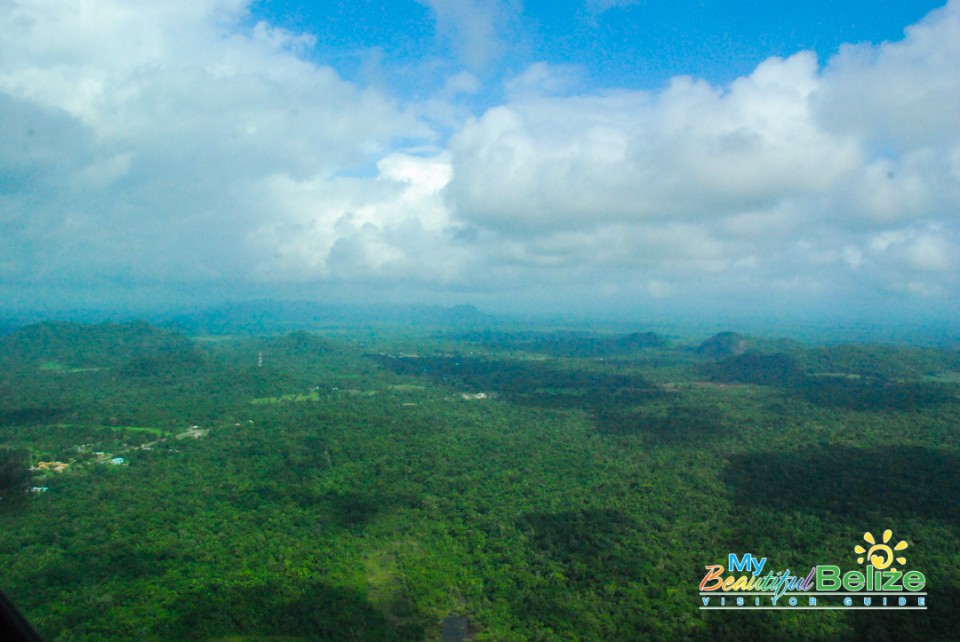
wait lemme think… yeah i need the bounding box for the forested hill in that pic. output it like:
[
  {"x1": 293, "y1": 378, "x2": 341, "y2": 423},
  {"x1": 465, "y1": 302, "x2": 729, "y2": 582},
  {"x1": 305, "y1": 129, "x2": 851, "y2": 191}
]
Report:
[
  {"x1": 455, "y1": 330, "x2": 668, "y2": 357},
  {"x1": 694, "y1": 331, "x2": 960, "y2": 376},
  {"x1": 0, "y1": 321, "x2": 194, "y2": 370}
]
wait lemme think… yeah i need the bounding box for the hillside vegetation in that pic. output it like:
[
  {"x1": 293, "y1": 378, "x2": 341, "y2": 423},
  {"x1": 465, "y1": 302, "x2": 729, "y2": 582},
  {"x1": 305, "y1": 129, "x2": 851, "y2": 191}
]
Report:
[{"x1": 1, "y1": 322, "x2": 958, "y2": 641}]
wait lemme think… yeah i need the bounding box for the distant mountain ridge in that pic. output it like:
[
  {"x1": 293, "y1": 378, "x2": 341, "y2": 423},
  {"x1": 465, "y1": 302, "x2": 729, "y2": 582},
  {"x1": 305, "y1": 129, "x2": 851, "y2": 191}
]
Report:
[
  {"x1": 0, "y1": 320, "x2": 193, "y2": 369},
  {"x1": 695, "y1": 331, "x2": 751, "y2": 358},
  {"x1": 457, "y1": 330, "x2": 668, "y2": 357}
]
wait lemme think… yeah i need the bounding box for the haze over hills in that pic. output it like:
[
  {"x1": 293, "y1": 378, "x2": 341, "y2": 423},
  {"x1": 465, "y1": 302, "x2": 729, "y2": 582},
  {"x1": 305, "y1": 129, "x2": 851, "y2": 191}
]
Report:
[
  {"x1": 0, "y1": 321, "x2": 192, "y2": 369},
  {"x1": 2, "y1": 299, "x2": 958, "y2": 349},
  {"x1": 160, "y1": 301, "x2": 497, "y2": 335}
]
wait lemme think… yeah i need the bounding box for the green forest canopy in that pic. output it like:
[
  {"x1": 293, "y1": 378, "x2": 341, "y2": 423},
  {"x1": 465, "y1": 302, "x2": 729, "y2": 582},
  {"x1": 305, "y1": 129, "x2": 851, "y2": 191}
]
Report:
[{"x1": 0, "y1": 322, "x2": 958, "y2": 641}]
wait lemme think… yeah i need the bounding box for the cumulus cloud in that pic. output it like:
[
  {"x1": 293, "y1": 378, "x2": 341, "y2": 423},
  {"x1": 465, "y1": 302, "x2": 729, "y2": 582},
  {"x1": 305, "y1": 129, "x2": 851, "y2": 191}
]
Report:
[
  {"x1": 0, "y1": 0, "x2": 432, "y2": 294},
  {"x1": 447, "y1": 53, "x2": 862, "y2": 235},
  {"x1": 245, "y1": 152, "x2": 465, "y2": 284},
  {"x1": 1, "y1": 0, "x2": 958, "y2": 315},
  {"x1": 441, "y1": 4, "x2": 960, "y2": 308},
  {"x1": 815, "y1": 1, "x2": 960, "y2": 152}
]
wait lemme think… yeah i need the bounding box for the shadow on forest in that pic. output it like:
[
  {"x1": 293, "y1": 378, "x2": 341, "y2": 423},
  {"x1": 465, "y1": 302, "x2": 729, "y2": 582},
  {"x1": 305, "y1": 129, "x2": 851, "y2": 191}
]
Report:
[
  {"x1": 371, "y1": 354, "x2": 662, "y2": 410},
  {"x1": 0, "y1": 446, "x2": 30, "y2": 512},
  {"x1": 164, "y1": 580, "x2": 425, "y2": 641},
  {"x1": 233, "y1": 483, "x2": 416, "y2": 530},
  {"x1": 0, "y1": 407, "x2": 70, "y2": 426},
  {"x1": 698, "y1": 353, "x2": 955, "y2": 412},
  {"x1": 513, "y1": 508, "x2": 661, "y2": 638},
  {"x1": 518, "y1": 508, "x2": 638, "y2": 583},
  {"x1": 23, "y1": 540, "x2": 169, "y2": 590},
  {"x1": 792, "y1": 377, "x2": 955, "y2": 411},
  {"x1": 318, "y1": 490, "x2": 420, "y2": 529},
  {"x1": 593, "y1": 404, "x2": 728, "y2": 444},
  {"x1": 456, "y1": 329, "x2": 667, "y2": 357},
  {"x1": 698, "y1": 353, "x2": 803, "y2": 387},
  {"x1": 722, "y1": 445, "x2": 960, "y2": 525}
]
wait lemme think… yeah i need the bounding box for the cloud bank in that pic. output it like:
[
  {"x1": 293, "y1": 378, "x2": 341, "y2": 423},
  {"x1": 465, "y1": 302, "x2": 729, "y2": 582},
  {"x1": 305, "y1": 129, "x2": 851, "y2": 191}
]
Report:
[{"x1": 1, "y1": 0, "x2": 958, "y2": 317}]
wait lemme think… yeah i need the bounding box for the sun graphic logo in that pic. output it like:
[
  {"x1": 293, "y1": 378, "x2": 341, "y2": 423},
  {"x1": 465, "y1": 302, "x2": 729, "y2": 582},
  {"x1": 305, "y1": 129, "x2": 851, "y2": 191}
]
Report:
[{"x1": 855, "y1": 529, "x2": 909, "y2": 571}]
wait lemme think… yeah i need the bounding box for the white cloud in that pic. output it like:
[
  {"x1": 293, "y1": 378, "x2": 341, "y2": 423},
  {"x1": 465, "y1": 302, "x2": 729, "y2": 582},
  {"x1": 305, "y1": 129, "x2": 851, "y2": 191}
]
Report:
[
  {"x1": 440, "y1": 4, "x2": 960, "y2": 308},
  {"x1": 815, "y1": 1, "x2": 960, "y2": 152},
  {"x1": 446, "y1": 53, "x2": 861, "y2": 234},
  {"x1": 1, "y1": 0, "x2": 958, "y2": 315},
  {"x1": 0, "y1": 0, "x2": 433, "y2": 291},
  {"x1": 867, "y1": 226, "x2": 955, "y2": 272},
  {"x1": 415, "y1": 0, "x2": 519, "y2": 70},
  {"x1": 442, "y1": 71, "x2": 481, "y2": 97},
  {"x1": 245, "y1": 152, "x2": 463, "y2": 284},
  {"x1": 504, "y1": 62, "x2": 584, "y2": 98}
]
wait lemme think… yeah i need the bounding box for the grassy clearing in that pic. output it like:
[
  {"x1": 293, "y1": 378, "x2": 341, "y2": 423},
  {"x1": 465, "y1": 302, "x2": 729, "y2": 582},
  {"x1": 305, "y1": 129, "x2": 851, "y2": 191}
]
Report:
[
  {"x1": 386, "y1": 384, "x2": 426, "y2": 391},
  {"x1": 252, "y1": 388, "x2": 391, "y2": 404},
  {"x1": 924, "y1": 371, "x2": 960, "y2": 383},
  {"x1": 53, "y1": 424, "x2": 169, "y2": 437},
  {"x1": 251, "y1": 391, "x2": 323, "y2": 404},
  {"x1": 40, "y1": 361, "x2": 104, "y2": 373}
]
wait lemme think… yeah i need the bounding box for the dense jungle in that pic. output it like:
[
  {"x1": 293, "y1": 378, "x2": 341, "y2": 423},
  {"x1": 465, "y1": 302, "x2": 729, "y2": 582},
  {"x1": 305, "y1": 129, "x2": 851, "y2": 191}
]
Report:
[{"x1": 1, "y1": 319, "x2": 958, "y2": 641}]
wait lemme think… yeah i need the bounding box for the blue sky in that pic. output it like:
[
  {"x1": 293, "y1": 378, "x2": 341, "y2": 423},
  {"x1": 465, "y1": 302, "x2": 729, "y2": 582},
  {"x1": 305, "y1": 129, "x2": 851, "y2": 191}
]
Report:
[
  {"x1": 252, "y1": 1, "x2": 944, "y2": 91},
  {"x1": 0, "y1": 0, "x2": 958, "y2": 324}
]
